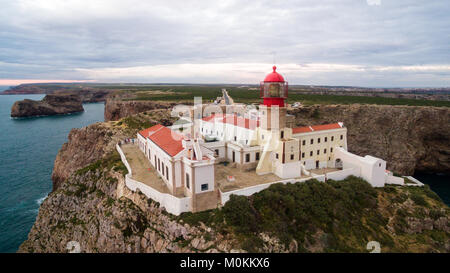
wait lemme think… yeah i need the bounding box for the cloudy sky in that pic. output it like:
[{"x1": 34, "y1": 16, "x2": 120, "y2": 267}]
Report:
[{"x1": 0, "y1": 0, "x2": 449, "y2": 87}]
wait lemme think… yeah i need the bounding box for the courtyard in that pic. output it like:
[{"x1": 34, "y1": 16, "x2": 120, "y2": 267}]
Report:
[{"x1": 120, "y1": 144, "x2": 173, "y2": 195}]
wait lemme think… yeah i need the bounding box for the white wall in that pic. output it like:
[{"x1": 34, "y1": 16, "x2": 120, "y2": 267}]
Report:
[
  {"x1": 274, "y1": 161, "x2": 302, "y2": 178},
  {"x1": 195, "y1": 164, "x2": 215, "y2": 193},
  {"x1": 326, "y1": 168, "x2": 360, "y2": 181},
  {"x1": 220, "y1": 177, "x2": 312, "y2": 204},
  {"x1": 125, "y1": 174, "x2": 191, "y2": 215},
  {"x1": 117, "y1": 144, "x2": 191, "y2": 215},
  {"x1": 334, "y1": 147, "x2": 386, "y2": 187}
]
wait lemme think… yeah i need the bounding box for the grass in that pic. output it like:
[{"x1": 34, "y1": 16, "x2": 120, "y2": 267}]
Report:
[{"x1": 115, "y1": 85, "x2": 450, "y2": 107}]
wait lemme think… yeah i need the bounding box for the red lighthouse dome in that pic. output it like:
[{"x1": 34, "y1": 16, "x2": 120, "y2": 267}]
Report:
[
  {"x1": 264, "y1": 66, "x2": 285, "y2": 82},
  {"x1": 260, "y1": 66, "x2": 288, "y2": 107}
]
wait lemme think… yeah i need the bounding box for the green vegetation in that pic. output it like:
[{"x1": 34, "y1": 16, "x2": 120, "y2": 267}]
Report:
[
  {"x1": 177, "y1": 176, "x2": 449, "y2": 252},
  {"x1": 117, "y1": 116, "x2": 155, "y2": 131},
  {"x1": 114, "y1": 85, "x2": 450, "y2": 107},
  {"x1": 75, "y1": 151, "x2": 128, "y2": 176}
]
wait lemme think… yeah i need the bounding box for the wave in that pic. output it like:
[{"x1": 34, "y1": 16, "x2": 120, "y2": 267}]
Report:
[{"x1": 36, "y1": 195, "x2": 47, "y2": 205}]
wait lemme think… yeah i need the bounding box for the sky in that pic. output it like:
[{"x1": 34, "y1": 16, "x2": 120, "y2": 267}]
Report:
[{"x1": 0, "y1": 0, "x2": 449, "y2": 87}]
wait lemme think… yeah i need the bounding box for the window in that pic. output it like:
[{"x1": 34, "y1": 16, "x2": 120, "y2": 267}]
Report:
[
  {"x1": 262, "y1": 134, "x2": 264, "y2": 140},
  {"x1": 166, "y1": 167, "x2": 169, "y2": 180},
  {"x1": 290, "y1": 154, "x2": 294, "y2": 160},
  {"x1": 318, "y1": 138, "x2": 321, "y2": 143},
  {"x1": 310, "y1": 151, "x2": 313, "y2": 156},
  {"x1": 325, "y1": 137, "x2": 327, "y2": 142},
  {"x1": 317, "y1": 150, "x2": 320, "y2": 155},
  {"x1": 324, "y1": 148, "x2": 327, "y2": 154},
  {"x1": 234, "y1": 136, "x2": 237, "y2": 141},
  {"x1": 215, "y1": 149, "x2": 219, "y2": 156},
  {"x1": 186, "y1": 173, "x2": 190, "y2": 189},
  {"x1": 340, "y1": 135, "x2": 343, "y2": 140},
  {"x1": 276, "y1": 153, "x2": 279, "y2": 159},
  {"x1": 302, "y1": 152, "x2": 305, "y2": 158},
  {"x1": 201, "y1": 184, "x2": 208, "y2": 191},
  {"x1": 331, "y1": 136, "x2": 334, "y2": 141},
  {"x1": 302, "y1": 140, "x2": 305, "y2": 145},
  {"x1": 245, "y1": 154, "x2": 250, "y2": 163},
  {"x1": 331, "y1": 148, "x2": 333, "y2": 153},
  {"x1": 162, "y1": 163, "x2": 165, "y2": 176},
  {"x1": 379, "y1": 163, "x2": 381, "y2": 167},
  {"x1": 310, "y1": 139, "x2": 313, "y2": 144},
  {"x1": 158, "y1": 159, "x2": 160, "y2": 171},
  {"x1": 281, "y1": 131, "x2": 284, "y2": 139}
]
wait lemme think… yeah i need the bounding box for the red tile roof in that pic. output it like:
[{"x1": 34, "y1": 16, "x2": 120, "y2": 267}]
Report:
[
  {"x1": 148, "y1": 126, "x2": 184, "y2": 157},
  {"x1": 138, "y1": 124, "x2": 164, "y2": 138},
  {"x1": 292, "y1": 126, "x2": 312, "y2": 134},
  {"x1": 293, "y1": 123, "x2": 343, "y2": 134}
]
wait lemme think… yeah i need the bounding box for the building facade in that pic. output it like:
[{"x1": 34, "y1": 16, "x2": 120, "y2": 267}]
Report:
[{"x1": 134, "y1": 66, "x2": 399, "y2": 213}]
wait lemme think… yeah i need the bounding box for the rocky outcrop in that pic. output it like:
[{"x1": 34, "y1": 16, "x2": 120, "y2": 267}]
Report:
[
  {"x1": 20, "y1": 104, "x2": 449, "y2": 253},
  {"x1": 104, "y1": 99, "x2": 178, "y2": 121},
  {"x1": 51, "y1": 122, "x2": 127, "y2": 191},
  {"x1": 289, "y1": 104, "x2": 450, "y2": 175},
  {"x1": 2, "y1": 84, "x2": 111, "y2": 103},
  {"x1": 11, "y1": 94, "x2": 84, "y2": 118},
  {"x1": 51, "y1": 109, "x2": 175, "y2": 190},
  {"x1": 20, "y1": 166, "x2": 239, "y2": 253}
]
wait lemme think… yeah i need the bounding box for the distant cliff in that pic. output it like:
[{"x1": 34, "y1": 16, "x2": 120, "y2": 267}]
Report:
[
  {"x1": 11, "y1": 94, "x2": 84, "y2": 118},
  {"x1": 104, "y1": 99, "x2": 178, "y2": 121},
  {"x1": 2, "y1": 84, "x2": 111, "y2": 103}
]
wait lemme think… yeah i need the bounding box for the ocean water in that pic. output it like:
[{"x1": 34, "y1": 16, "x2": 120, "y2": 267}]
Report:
[
  {"x1": 414, "y1": 173, "x2": 450, "y2": 206},
  {"x1": 0, "y1": 94, "x2": 104, "y2": 253}
]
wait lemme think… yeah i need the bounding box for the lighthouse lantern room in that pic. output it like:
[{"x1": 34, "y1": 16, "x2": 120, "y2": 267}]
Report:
[{"x1": 260, "y1": 66, "x2": 288, "y2": 107}]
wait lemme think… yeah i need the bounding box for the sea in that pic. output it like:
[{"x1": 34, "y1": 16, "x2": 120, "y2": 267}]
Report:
[
  {"x1": 0, "y1": 87, "x2": 105, "y2": 252},
  {"x1": 0, "y1": 85, "x2": 448, "y2": 253}
]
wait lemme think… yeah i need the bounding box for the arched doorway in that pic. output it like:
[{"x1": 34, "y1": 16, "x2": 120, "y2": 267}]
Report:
[{"x1": 335, "y1": 158, "x2": 343, "y2": 169}]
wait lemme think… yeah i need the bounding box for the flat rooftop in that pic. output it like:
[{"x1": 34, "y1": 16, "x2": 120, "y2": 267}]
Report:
[
  {"x1": 215, "y1": 163, "x2": 302, "y2": 192},
  {"x1": 121, "y1": 144, "x2": 182, "y2": 196}
]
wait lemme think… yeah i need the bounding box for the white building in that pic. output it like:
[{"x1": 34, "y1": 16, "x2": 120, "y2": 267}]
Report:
[{"x1": 133, "y1": 66, "x2": 401, "y2": 213}]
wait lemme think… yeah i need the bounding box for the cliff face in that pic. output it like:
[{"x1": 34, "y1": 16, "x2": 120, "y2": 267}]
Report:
[
  {"x1": 2, "y1": 84, "x2": 111, "y2": 103},
  {"x1": 20, "y1": 159, "x2": 449, "y2": 253},
  {"x1": 11, "y1": 94, "x2": 84, "y2": 118},
  {"x1": 51, "y1": 109, "x2": 176, "y2": 190},
  {"x1": 289, "y1": 105, "x2": 450, "y2": 175},
  {"x1": 20, "y1": 106, "x2": 449, "y2": 253},
  {"x1": 104, "y1": 99, "x2": 178, "y2": 121}
]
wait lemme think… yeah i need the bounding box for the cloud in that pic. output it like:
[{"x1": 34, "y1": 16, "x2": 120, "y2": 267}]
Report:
[
  {"x1": 0, "y1": 0, "x2": 449, "y2": 87},
  {"x1": 367, "y1": 0, "x2": 381, "y2": 6}
]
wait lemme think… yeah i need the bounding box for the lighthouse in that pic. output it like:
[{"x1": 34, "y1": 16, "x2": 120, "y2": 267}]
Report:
[{"x1": 259, "y1": 66, "x2": 288, "y2": 130}]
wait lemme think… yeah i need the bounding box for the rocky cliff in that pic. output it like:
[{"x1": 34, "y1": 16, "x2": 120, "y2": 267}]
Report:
[
  {"x1": 288, "y1": 105, "x2": 450, "y2": 175},
  {"x1": 19, "y1": 107, "x2": 449, "y2": 253},
  {"x1": 10, "y1": 94, "x2": 84, "y2": 118},
  {"x1": 20, "y1": 158, "x2": 449, "y2": 253},
  {"x1": 2, "y1": 84, "x2": 111, "y2": 103},
  {"x1": 51, "y1": 109, "x2": 176, "y2": 190},
  {"x1": 104, "y1": 99, "x2": 179, "y2": 121}
]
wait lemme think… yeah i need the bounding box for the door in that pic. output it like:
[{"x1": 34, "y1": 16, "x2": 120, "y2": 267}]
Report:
[
  {"x1": 232, "y1": 151, "x2": 235, "y2": 163},
  {"x1": 316, "y1": 160, "x2": 319, "y2": 168}
]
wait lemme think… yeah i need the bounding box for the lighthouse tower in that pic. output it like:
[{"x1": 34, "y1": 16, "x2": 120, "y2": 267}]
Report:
[{"x1": 259, "y1": 66, "x2": 288, "y2": 130}]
